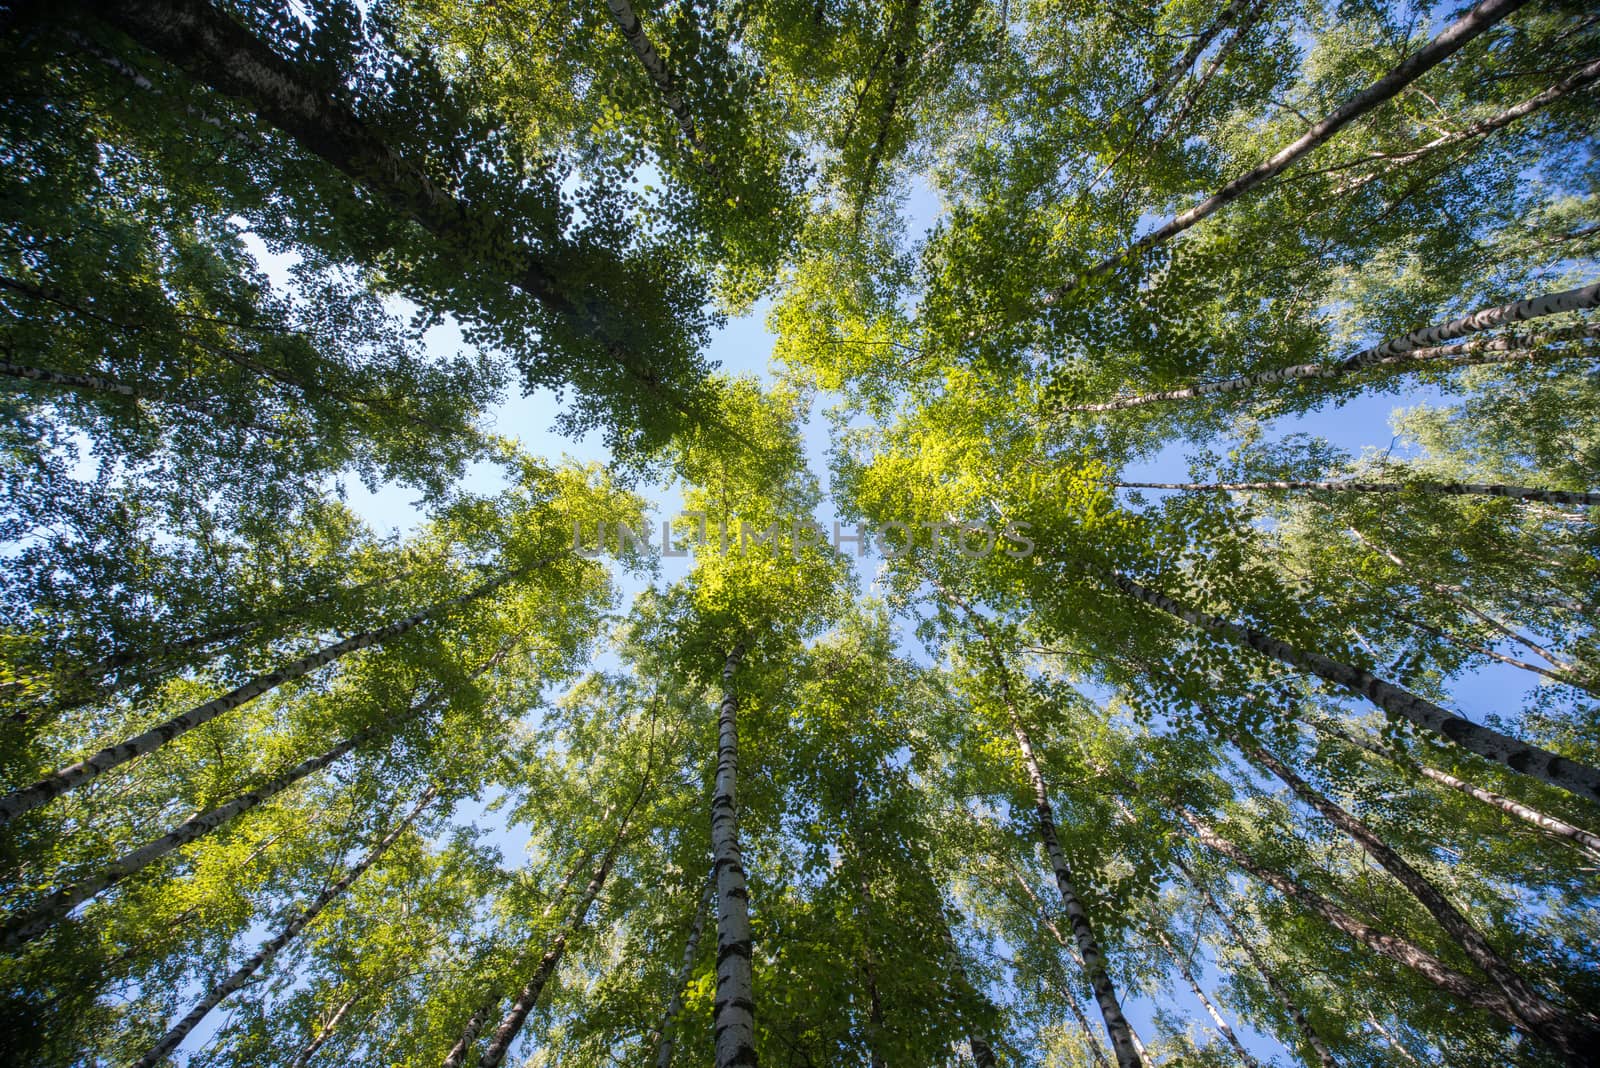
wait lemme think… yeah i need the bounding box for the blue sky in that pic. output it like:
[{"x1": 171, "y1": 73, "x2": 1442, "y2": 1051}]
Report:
[{"x1": 237, "y1": 168, "x2": 1553, "y2": 1063}]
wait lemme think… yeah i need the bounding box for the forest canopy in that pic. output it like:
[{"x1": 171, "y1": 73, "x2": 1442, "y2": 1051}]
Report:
[{"x1": 1, "y1": 0, "x2": 1598, "y2": 1065}]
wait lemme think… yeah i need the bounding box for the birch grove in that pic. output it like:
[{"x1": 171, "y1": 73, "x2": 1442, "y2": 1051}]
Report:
[{"x1": 3, "y1": 0, "x2": 1597, "y2": 1065}]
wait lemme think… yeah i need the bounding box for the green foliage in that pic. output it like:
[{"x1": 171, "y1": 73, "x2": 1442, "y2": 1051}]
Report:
[{"x1": 3, "y1": 0, "x2": 1597, "y2": 1066}]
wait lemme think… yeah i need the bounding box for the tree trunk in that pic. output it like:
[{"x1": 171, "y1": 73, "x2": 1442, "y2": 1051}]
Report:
[
  {"x1": 1113, "y1": 479, "x2": 1598, "y2": 507},
  {"x1": 1087, "y1": 0, "x2": 1268, "y2": 195},
  {"x1": 1150, "y1": 926, "x2": 1261, "y2": 1068},
  {"x1": 1053, "y1": 0, "x2": 1531, "y2": 298},
  {"x1": 1109, "y1": 572, "x2": 1600, "y2": 804},
  {"x1": 1345, "y1": 527, "x2": 1584, "y2": 683},
  {"x1": 948, "y1": 594, "x2": 1140, "y2": 1066},
  {"x1": 711, "y1": 642, "x2": 759, "y2": 1068},
  {"x1": 25, "y1": 620, "x2": 259, "y2": 720},
  {"x1": 476, "y1": 836, "x2": 621, "y2": 1068},
  {"x1": 288, "y1": 989, "x2": 360, "y2": 1068},
  {"x1": 1118, "y1": 796, "x2": 1333, "y2": 1066},
  {"x1": 1328, "y1": 55, "x2": 1600, "y2": 193},
  {"x1": 1365, "y1": 1014, "x2": 1425, "y2": 1066},
  {"x1": 0, "y1": 270, "x2": 461, "y2": 437},
  {"x1": 83, "y1": 0, "x2": 663, "y2": 389},
  {"x1": 650, "y1": 869, "x2": 715, "y2": 1068},
  {"x1": 1310, "y1": 717, "x2": 1600, "y2": 861},
  {"x1": 441, "y1": 1004, "x2": 493, "y2": 1068},
  {"x1": 1069, "y1": 310, "x2": 1600, "y2": 411},
  {"x1": 1004, "y1": 707, "x2": 1141, "y2": 1066},
  {"x1": 0, "y1": 357, "x2": 277, "y2": 432},
  {"x1": 1180, "y1": 807, "x2": 1598, "y2": 1063},
  {"x1": 853, "y1": 0, "x2": 921, "y2": 223},
  {"x1": 1005, "y1": 865, "x2": 1113, "y2": 1068},
  {"x1": 1236, "y1": 735, "x2": 1598, "y2": 1059},
  {"x1": 929, "y1": 902, "x2": 1000, "y2": 1068},
  {"x1": 0, "y1": 657, "x2": 499, "y2": 948},
  {"x1": 0, "y1": 560, "x2": 541, "y2": 824},
  {"x1": 1183, "y1": 872, "x2": 1336, "y2": 1068},
  {"x1": 3, "y1": 731, "x2": 367, "y2": 948},
  {"x1": 130, "y1": 786, "x2": 437, "y2": 1068},
  {"x1": 19, "y1": 568, "x2": 416, "y2": 724},
  {"x1": 1138, "y1": 0, "x2": 1268, "y2": 159},
  {"x1": 603, "y1": 0, "x2": 703, "y2": 153},
  {"x1": 1124, "y1": 0, "x2": 1257, "y2": 114},
  {"x1": 864, "y1": 958, "x2": 888, "y2": 1068},
  {"x1": 443, "y1": 842, "x2": 599, "y2": 1066}
]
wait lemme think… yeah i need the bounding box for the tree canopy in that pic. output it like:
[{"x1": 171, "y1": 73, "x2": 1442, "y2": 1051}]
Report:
[{"x1": 2, "y1": 0, "x2": 1597, "y2": 1065}]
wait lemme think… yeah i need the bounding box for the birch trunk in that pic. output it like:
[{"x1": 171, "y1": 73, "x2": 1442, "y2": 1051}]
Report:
[
  {"x1": 905, "y1": 835, "x2": 1001, "y2": 1068},
  {"x1": 0, "y1": 658, "x2": 497, "y2": 948},
  {"x1": 1310, "y1": 717, "x2": 1600, "y2": 861},
  {"x1": 1004, "y1": 706, "x2": 1141, "y2": 1067},
  {"x1": 1122, "y1": 795, "x2": 1335, "y2": 1065},
  {"x1": 854, "y1": 0, "x2": 921, "y2": 222},
  {"x1": 711, "y1": 643, "x2": 759, "y2": 1068},
  {"x1": 130, "y1": 787, "x2": 437, "y2": 1068},
  {"x1": 441, "y1": 1005, "x2": 492, "y2": 1068},
  {"x1": 1113, "y1": 479, "x2": 1598, "y2": 507},
  {"x1": 1345, "y1": 527, "x2": 1584, "y2": 683},
  {"x1": 39, "y1": 620, "x2": 259, "y2": 712},
  {"x1": 1086, "y1": 0, "x2": 1268, "y2": 194},
  {"x1": 1150, "y1": 926, "x2": 1261, "y2": 1068},
  {"x1": 1141, "y1": 0, "x2": 1268, "y2": 156},
  {"x1": 603, "y1": 0, "x2": 702, "y2": 152},
  {"x1": 1053, "y1": 0, "x2": 1532, "y2": 298},
  {"x1": 0, "y1": 358, "x2": 277, "y2": 433},
  {"x1": 1, "y1": 272, "x2": 459, "y2": 436},
  {"x1": 1237, "y1": 736, "x2": 1597, "y2": 1059},
  {"x1": 1006, "y1": 866, "x2": 1113, "y2": 1068},
  {"x1": 1109, "y1": 573, "x2": 1600, "y2": 804},
  {"x1": 84, "y1": 0, "x2": 659, "y2": 385},
  {"x1": 475, "y1": 836, "x2": 621, "y2": 1068},
  {"x1": 3, "y1": 732, "x2": 367, "y2": 948},
  {"x1": 288, "y1": 990, "x2": 359, "y2": 1068},
  {"x1": 1366, "y1": 1015, "x2": 1425, "y2": 1066},
  {"x1": 930, "y1": 905, "x2": 1000, "y2": 1068},
  {"x1": 0, "y1": 560, "x2": 540, "y2": 824},
  {"x1": 442, "y1": 819, "x2": 598, "y2": 1067},
  {"x1": 1180, "y1": 807, "x2": 1598, "y2": 1061},
  {"x1": 1182, "y1": 871, "x2": 1336, "y2": 1068},
  {"x1": 864, "y1": 960, "x2": 888, "y2": 1068},
  {"x1": 9, "y1": 625, "x2": 256, "y2": 728},
  {"x1": 29, "y1": 569, "x2": 413, "y2": 720},
  {"x1": 1328, "y1": 55, "x2": 1600, "y2": 193},
  {"x1": 1070, "y1": 307, "x2": 1600, "y2": 411},
  {"x1": 948, "y1": 593, "x2": 1140, "y2": 1066},
  {"x1": 1124, "y1": 0, "x2": 1257, "y2": 114},
  {"x1": 650, "y1": 870, "x2": 715, "y2": 1068}
]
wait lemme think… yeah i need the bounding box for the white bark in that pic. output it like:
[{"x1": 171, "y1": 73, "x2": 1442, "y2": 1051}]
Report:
[
  {"x1": 1178, "y1": 865, "x2": 1337, "y2": 1068},
  {"x1": 1070, "y1": 311, "x2": 1600, "y2": 412},
  {"x1": 1114, "y1": 478, "x2": 1598, "y2": 507},
  {"x1": 288, "y1": 990, "x2": 359, "y2": 1068},
  {"x1": 1330, "y1": 55, "x2": 1600, "y2": 194},
  {"x1": 476, "y1": 840, "x2": 621, "y2": 1067},
  {"x1": 1180, "y1": 808, "x2": 1543, "y2": 1034},
  {"x1": 651, "y1": 870, "x2": 716, "y2": 1068},
  {"x1": 1053, "y1": 0, "x2": 1533, "y2": 298},
  {"x1": 603, "y1": 0, "x2": 702, "y2": 151},
  {"x1": 1151, "y1": 926, "x2": 1261, "y2": 1068},
  {"x1": 1110, "y1": 572, "x2": 1600, "y2": 804},
  {"x1": 1238, "y1": 735, "x2": 1596, "y2": 1058},
  {"x1": 0, "y1": 561, "x2": 541, "y2": 824},
  {"x1": 130, "y1": 787, "x2": 438, "y2": 1068},
  {"x1": 1310, "y1": 718, "x2": 1600, "y2": 862},
  {"x1": 711, "y1": 643, "x2": 758, "y2": 1068}
]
